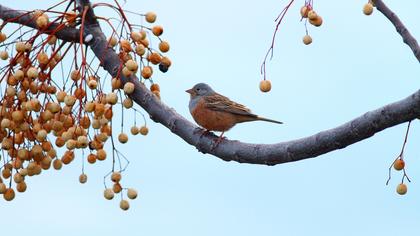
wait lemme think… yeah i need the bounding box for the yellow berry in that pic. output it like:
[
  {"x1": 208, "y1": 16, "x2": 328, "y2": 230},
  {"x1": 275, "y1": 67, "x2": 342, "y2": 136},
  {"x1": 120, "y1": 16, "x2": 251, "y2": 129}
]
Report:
[
  {"x1": 36, "y1": 15, "x2": 49, "y2": 28},
  {"x1": 363, "y1": 3, "x2": 374, "y2": 15},
  {"x1": 108, "y1": 36, "x2": 118, "y2": 47},
  {"x1": 123, "y1": 82, "x2": 135, "y2": 94},
  {"x1": 135, "y1": 44, "x2": 146, "y2": 56},
  {"x1": 27, "y1": 67, "x2": 39, "y2": 79},
  {"x1": 300, "y1": 6, "x2": 310, "y2": 18},
  {"x1": 120, "y1": 199, "x2": 130, "y2": 210},
  {"x1": 104, "y1": 188, "x2": 114, "y2": 200},
  {"x1": 125, "y1": 60, "x2": 138, "y2": 72},
  {"x1": 307, "y1": 10, "x2": 317, "y2": 20},
  {"x1": 303, "y1": 35, "x2": 312, "y2": 45},
  {"x1": 259, "y1": 80, "x2": 272, "y2": 93}
]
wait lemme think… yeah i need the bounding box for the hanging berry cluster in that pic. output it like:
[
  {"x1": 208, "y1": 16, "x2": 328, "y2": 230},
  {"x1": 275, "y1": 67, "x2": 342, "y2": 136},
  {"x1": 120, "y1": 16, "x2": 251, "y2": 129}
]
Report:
[{"x1": 0, "y1": 0, "x2": 171, "y2": 210}]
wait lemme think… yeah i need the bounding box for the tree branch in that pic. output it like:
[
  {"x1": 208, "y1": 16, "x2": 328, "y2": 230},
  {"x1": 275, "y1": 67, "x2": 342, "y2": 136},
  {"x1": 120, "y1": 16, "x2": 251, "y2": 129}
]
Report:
[
  {"x1": 375, "y1": 0, "x2": 420, "y2": 62},
  {"x1": 72, "y1": 0, "x2": 420, "y2": 165},
  {"x1": 2, "y1": 2, "x2": 417, "y2": 166},
  {"x1": 0, "y1": 4, "x2": 80, "y2": 43}
]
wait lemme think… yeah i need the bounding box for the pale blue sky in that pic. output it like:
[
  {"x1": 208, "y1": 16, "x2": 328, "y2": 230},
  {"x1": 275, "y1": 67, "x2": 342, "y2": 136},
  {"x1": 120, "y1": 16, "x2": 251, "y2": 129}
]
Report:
[{"x1": 1, "y1": 0, "x2": 419, "y2": 235}]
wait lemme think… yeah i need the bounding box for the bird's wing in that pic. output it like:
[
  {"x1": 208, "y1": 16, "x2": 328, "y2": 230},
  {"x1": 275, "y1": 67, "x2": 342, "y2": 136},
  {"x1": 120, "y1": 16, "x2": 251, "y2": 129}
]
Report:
[{"x1": 204, "y1": 93, "x2": 257, "y2": 117}]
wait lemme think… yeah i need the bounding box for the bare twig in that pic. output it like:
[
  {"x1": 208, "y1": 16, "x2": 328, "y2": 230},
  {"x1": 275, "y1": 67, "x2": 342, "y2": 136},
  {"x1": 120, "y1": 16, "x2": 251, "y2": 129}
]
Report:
[{"x1": 375, "y1": 0, "x2": 420, "y2": 62}]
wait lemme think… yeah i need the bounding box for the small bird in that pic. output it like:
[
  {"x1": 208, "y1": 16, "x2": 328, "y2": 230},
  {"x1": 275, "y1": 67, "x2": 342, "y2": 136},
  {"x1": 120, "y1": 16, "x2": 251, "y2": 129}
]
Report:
[{"x1": 186, "y1": 83, "x2": 282, "y2": 146}]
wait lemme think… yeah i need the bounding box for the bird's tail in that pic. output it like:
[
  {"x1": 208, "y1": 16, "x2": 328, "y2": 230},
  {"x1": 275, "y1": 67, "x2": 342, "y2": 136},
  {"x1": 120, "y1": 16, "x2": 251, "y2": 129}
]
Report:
[{"x1": 256, "y1": 116, "x2": 283, "y2": 124}]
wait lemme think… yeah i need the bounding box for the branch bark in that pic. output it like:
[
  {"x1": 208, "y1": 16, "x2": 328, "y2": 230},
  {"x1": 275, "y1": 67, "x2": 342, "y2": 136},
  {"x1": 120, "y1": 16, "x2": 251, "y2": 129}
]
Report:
[
  {"x1": 375, "y1": 0, "x2": 420, "y2": 62},
  {"x1": 1, "y1": 1, "x2": 419, "y2": 166},
  {"x1": 0, "y1": 4, "x2": 80, "y2": 43}
]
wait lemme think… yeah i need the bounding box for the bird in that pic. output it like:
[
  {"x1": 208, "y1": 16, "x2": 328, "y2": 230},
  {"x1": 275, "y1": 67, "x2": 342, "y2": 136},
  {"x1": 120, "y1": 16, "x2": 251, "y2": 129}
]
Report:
[{"x1": 186, "y1": 83, "x2": 282, "y2": 146}]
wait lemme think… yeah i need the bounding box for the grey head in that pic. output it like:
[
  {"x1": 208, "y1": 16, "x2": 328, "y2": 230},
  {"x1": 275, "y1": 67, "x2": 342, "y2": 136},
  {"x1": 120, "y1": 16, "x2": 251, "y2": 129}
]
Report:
[{"x1": 186, "y1": 83, "x2": 216, "y2": 112}]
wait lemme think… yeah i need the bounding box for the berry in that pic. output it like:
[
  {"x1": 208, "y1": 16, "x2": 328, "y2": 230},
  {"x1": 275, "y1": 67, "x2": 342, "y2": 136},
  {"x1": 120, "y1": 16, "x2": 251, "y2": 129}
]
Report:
[
  {"x1": 145, "y1": 12, "x2": 157, "y2": 23},
  {"x1": 303, "y1": 35, "x2": 312, "y2": 45},
  {"x1": 259, "y1": 80, "x2": 272, "y2": 93},
  {"x1": 393, "y1": 159, "x2": 405, "y2": 171},
  {"x1": 396, "y1": 183, "x2": 407, "y2": 195},
  {"x1": 79, "y1": 173, "x2": 88, "y2": 184},
  {"x1": 363, "y1": 3, "x2": 374, "y2": 15},
  {"x1": 127, "y1": 188, "x2": 138, "y2": 199},
  {"x1": 120, "y1": 199, "x2": 130, "y2": 210},
  {"x1": 104, "y1": 188, "x2": 114, "y2": 200},
  {"x1": 159, "y1": 64, "x2": 169, "y2": 73}
]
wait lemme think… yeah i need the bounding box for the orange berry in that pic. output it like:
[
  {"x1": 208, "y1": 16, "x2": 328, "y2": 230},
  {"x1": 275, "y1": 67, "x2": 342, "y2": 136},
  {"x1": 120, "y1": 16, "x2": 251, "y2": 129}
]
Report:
[
  {"x1": 141, "y1": 66, "x2": 153, "y2": 79},
  {"x1": 3, "y1": 188, "x2": 15, "y2": 201},
  {"x1": 87, "y1": 154, "x2": 97, "y2": 164},
  {"x1": 393, "y1": 159, "x2": 405, "y2": 171},
  {"x1": 0, "y1": 32, "x2": 6, "y2": 42},
  {"x1": 259, "y1": 80, "x2": 272, "y2": 93},
  {"x1": 113, "y1": 183, "x2": 122, "y2": 193},
  {"x1": 111, "y1": 172, "x2": 122, "y2": 182},
  {"x1": 118, "y1": 133, "x2": 128, "y2": 143},
  {"x1": 152, "y1": 25, "x2": 163, "y2": 36},
  {"x1": 130, "y1": 126, "x2": 139, "y2": 135},
  {"x1": 16, "y1": 181, "x2": 27, "y2": 192},
  {"x1": 145, "y1": 12, "x2": 157, "y2": 23},
  {"x1": 127, "y1": 188, "x2": 138, "y2": 199},
  {"x1": 309, "y1": 16, "x2": 323, "y2": 27},
  {"x1": 139, "y1": 126, "x2": 149, "y2": 135},
  {"x1": 159, "y1": 41, "x2": 170, "y2": 53},
  {"x1": 120, "y1": 39, "x2": 132, "y2": 52},
  {"x1": 396, "y1": 183, "x2": 407, "y2": 195},
  {"x1": 79, "y1": 173, "x2": 88, "y2": 184},
  {"x1": 148, "y1": 53, "x2": 162, "y2": 65},
  {"x1": 97, "y1": 149, "x2": 107, "y2": 160},
  {"x1": 0, "y1": 51, "x2": 8, "y2": 60},
  {"x1": 150, "y1": 83, "x2": 160, "y2": 92}
]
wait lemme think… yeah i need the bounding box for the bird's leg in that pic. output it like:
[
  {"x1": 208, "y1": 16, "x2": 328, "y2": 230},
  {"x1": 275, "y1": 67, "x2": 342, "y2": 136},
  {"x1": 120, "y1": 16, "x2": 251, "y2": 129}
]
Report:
[
  {"x1": 210, "y1": 131, "x2": 225, "y2": 150},
  {"x1": 193, "y1": 127, "x2": 211, "y2": 138}
]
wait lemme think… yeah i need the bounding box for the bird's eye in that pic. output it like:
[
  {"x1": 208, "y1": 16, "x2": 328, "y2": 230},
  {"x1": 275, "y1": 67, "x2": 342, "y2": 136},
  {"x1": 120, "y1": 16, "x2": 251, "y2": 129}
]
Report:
[{"x1": 196, "y1": 88, "x2": 200, "y2": 91}]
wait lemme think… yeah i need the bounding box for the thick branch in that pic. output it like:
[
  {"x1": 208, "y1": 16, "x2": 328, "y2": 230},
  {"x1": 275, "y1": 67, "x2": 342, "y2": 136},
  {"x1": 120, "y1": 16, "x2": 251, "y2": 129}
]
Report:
[
  {"x1": 0, "y1": 4, "x2": 80, "y2": 43},
  {"x1": 74, "y1": 0, "x2": 420, "y2": 165},
  {"x1": 375, "y1": 0, "x2": 420, "y2": 62}
]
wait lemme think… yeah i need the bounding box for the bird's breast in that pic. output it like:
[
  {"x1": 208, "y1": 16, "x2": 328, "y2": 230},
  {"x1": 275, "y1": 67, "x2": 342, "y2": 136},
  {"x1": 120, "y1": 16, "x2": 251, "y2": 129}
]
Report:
[{"x1": 190, "y1": 98, "x2": 237, "y2": 132}]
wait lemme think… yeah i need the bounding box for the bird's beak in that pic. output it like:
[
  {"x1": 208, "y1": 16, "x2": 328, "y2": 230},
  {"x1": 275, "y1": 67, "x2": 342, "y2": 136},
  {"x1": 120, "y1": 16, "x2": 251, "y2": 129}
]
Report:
[{"x1": 185, "y1": 88, "x2": 194, "y2": 94}]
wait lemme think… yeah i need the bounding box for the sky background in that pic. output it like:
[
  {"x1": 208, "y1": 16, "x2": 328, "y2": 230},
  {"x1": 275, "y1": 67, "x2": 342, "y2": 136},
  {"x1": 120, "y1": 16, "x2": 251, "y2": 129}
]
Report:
[{"x1": 1, "y1": 0, "x2": 420, "y2": 235}]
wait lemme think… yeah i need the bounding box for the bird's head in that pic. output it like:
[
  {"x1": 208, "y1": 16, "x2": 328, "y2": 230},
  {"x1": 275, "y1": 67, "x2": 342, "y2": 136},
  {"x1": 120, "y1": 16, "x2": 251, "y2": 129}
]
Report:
[{"x1": 186, "y1": 83, "x2": 214, "y2": 98}]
